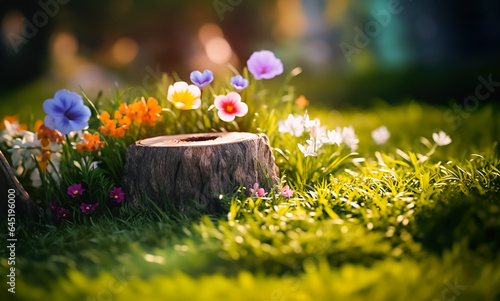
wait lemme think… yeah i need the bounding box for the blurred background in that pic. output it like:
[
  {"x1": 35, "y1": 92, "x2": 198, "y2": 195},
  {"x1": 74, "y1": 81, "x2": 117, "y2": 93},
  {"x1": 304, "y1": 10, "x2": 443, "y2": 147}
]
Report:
[{"x1": 1, "y1": 0, "x2": 500, "y2": 118}]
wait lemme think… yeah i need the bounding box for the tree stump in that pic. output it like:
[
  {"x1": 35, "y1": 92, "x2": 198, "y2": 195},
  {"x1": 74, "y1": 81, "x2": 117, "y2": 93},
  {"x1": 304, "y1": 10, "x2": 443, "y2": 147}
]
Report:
[
  {"x1": 0, "y1": 151, "x2": 37, "y2": 222},
  {"x1": 122, "y1": 132, "x2": 279, "y2": 212}
]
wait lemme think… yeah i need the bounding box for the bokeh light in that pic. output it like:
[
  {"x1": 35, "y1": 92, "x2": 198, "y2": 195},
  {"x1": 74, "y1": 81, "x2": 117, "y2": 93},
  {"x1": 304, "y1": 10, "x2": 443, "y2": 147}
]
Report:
[{"x1": 111, "y1": 37, "x2": 139, "y2": 65}]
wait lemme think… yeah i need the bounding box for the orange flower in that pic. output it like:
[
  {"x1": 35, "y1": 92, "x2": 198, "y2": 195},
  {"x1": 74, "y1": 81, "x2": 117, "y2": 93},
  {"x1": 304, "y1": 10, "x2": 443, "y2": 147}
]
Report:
[
  {"x1": 34, "y1": 120, "x2": 44, "y2": 132},
  {"x1": 100, "y1": 111, "x2": 111, "y2": 124},
  {"x1": 37, "y1": 149, "x2": 52, "y2": 173},
  {"x1": 295, "y1": 95, "x2": 309, "y2": 109},
  {"x1": 76, "y1": 133, "x2": 105, "y2": 153},
  {"x1": 143, "y1": 97, "x2": 163, "y2": 126},
  {"x1": 1, "y1": 115, "x2": 28, "y2": 132},
  {"x1": 99, "y1": 120, "x2": 117, "y2": 136},
  {"x1": 120, "y1": 99, "x2": 147, "y2": 123},
  {"x1": 114, "y1": 111, "x2": 131, "y2": 127},
  {"x1": 112, "y1": 126, "x2": 125, "y2": 138},
  {"x1": 37, "y1": 124, "x2": 64, "y2": 147},
  {"x1": 99, "y1": 119, "x2": 126, "y2": 138}
]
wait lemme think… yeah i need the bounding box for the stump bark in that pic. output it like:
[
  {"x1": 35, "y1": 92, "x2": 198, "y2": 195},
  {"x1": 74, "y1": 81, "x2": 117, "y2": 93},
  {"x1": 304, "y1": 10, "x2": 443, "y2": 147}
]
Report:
[
  {"x1": 122, "y1": 132, "x2": 279, "y2": 212},
  {"x1": 0, "y1": 151, "x2": 37, "y2": 222}
]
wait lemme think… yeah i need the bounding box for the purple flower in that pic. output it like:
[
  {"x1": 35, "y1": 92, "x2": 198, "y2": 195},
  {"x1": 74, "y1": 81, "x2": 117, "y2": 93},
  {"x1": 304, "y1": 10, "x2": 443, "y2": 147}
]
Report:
[
  {"x1": 48, "y1": 200, "x2": 69, "y2": 221},
  {"x1": 80, "y1": 202, "x2": 98, "y2": 214},
  {"x1": 281, "y1": 185, "x2": 294, "y2": 198},
  {"x1": 43, "y1": 89, "x2": 91, "y2": 135},
  {"x1": 247, "y1": 50, "x2": 283, "y2": 80},
  {"x1": 58, "y1": 207, "x2": 70, "y2": 220},
  {"x1": 49, "y1": 200, "x2": 59, "y2": 211},
  {"x1": 249, "y1": 183, "x2": 267, "y2": 197},
  {"x1": 67, "y1": 183, "x2": 85, "y2": 198},
  {"x1": 109, "y1": 187, "x2": 125, "y2": 203},
  {"x1": 190, "y1": 70, "x2": 214, "y2": 89},
  {"x1": 230, "y1": 75, "x2": 249, "y2": 91}
]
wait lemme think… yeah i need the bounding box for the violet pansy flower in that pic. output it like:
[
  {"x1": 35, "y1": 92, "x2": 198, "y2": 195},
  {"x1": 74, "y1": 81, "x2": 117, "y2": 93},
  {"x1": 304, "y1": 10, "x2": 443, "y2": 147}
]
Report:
[
  {"x1": 43, "y1": 89, "x2": 91, "y2": 135},
  {"x1": 230, "y1": 75, "x2": 249, "y2": 91},
  {"x1": 190, "y1": 70, "x2": 214, "y2": 89}
]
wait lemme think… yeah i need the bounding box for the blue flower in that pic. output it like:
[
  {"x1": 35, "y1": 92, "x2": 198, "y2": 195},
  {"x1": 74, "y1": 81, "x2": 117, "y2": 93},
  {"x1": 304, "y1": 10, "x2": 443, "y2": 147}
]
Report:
[
  {"x1": 230, "y1": 75, "x2": 249, "y2": 91},
  {"x1": 190, "y1": 70, "x2": 214, "y2": 89},
  {"x1": 43, "y1": 89, "x2": 91, "y2": 135}
]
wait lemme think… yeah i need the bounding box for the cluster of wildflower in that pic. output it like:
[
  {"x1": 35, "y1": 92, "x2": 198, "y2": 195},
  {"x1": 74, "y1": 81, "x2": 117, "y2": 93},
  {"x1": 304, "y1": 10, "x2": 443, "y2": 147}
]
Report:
[
  {"x1": 75, "y1": 133, "x2": 105, "y2": 153},
  {"x1": 249, "y1": 183, "x2": 294, "y2": 198},
  {"x1": 167, "y1": 50, "x2": 283, "y2": 122},
  {"x1": 0, "y1": 115, "x2": 28, "y2": 145},
  {"x1": 98, "y1": 96, "x2": 162, "y2": 138},
  {"x1": 2, "y1": 117, "x2": 64, "y2": 187},
  {"x1": 48, "y1": 185, "x2": 125, "y2": 222},
  {"x1": 278, "y1": 111, "x2": 359, "y2": 157}
]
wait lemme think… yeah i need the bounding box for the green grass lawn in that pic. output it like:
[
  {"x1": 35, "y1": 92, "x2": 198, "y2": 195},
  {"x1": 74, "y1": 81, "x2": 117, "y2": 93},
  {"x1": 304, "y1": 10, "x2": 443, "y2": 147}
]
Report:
[{"x1": 1, "y1": 95, "x2": 500, "y2": 301}]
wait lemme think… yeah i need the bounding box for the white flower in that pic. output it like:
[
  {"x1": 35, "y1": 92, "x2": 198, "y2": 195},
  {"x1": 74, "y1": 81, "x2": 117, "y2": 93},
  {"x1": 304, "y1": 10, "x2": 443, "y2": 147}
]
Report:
[
  {"x1": 30, "y1": 167, "x2": 59, "y2": 188},
  {"x1": 305, "y1": 117, "x2": 328, "y2": 147},
  {"x1": 298, "y1": 143, "x2": 317, "y2": 157},
  {"x1": 327, "y1": 129, "x2": 342, "y2": 146},
  {"x1": 30, "y1": 169, "x2": 42, "y2": 188},
  {"x1": 433, "y1": 131, "x2": 452, "y2": 146},
  {"x1": 7, "y1": 131, "x2": 62, "y2": 175},
  {"x1": 371, "y1": 126, "x2": 390, "y2": 145},
  {"x1": 340, "y1": 126, "x2": 359, "y2": 152},
  {"x1": 8, "y1": 132, "x2": 39, "y2": 171},
  {"x1": 278, "y1": 114, "x2": 304, "y2": 137},
  {"x1": 0, "y1": 119, "x2": 28, "y2": 145}
]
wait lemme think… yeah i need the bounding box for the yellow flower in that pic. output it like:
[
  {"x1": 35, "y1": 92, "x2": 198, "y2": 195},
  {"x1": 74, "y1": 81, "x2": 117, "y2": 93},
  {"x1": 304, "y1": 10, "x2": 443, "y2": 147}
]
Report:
[{"x1": 167, "y1": 81, "x2": 201, "y2": 110}]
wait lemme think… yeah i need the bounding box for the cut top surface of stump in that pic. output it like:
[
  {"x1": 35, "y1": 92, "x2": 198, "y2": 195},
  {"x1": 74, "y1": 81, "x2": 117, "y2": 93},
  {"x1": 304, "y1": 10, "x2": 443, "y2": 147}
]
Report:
[{"x1": 138, "y1": 132, "x2": 259, "y2": 147}]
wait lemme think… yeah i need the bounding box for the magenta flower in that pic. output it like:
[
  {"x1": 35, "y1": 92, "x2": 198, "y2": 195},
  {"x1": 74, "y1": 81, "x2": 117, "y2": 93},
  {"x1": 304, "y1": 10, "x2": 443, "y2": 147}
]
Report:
[
  {"x1": 48, "y1": 200, "x2": 69, "y2": 221},
  {"x1": 80, "y1": 202, "x2": 98, "y2": 214},
  {"x1": 214, "y1": 92, "x2": 248, "y2": 122},
  {"x1": 190, "y1": 70, "x2": 214, "y2": 89},
  {"x1": 49, "y1": 200, "x2": 59, "y2": 211},
  {"x1": 281, "y1": 185, "x2": 294, "y2": 198},
  {"x1": 57, "y1": 207, "x2": 70, "y2": 220},
  {"x1": 67, "y1": 183, "x2": 85, "y2": 198},
  {"x1": 249, "y1": 183, "x2": 267, "y2": 197},
  {"x1": 247, "y1": 50, "x2": 283, "y2": 80},
  {"x1": 109, "y1": 187, "x2": 125, "y2": 203},
  {"x1": 230, "y1": 75, "x2": 249, "y2": 91}
]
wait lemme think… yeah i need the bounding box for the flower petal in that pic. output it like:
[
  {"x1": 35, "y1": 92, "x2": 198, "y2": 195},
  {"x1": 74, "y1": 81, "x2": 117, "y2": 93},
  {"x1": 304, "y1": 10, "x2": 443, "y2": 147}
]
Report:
[
  {"x1": 214, "y1": 95, "x2": 227, "y2": 110},
  {"x1": 218, "y1": 110, "x2": 235, "y2": 122},
  {"x1": 234, "y1": 101, "x2": 248, "y2": 117}
]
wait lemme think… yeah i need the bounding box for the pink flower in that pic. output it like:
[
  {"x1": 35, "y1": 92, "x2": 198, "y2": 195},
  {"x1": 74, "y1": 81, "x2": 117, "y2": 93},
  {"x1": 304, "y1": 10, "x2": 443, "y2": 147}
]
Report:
[
  {"x1": 80, "y1": 202, "x2": 98, "y2": 214},
  {"x1": 109, "y1": 187, "x2": 125, "y2": 203},
  {"x1": 281, "y1": 185, "x2": 294, "y2": 198},
  {"x1": 67, "y1": 183, "x2": 85, "y2": 198},
  {"x1": 247, "y1": 50, "x2": 283, "y2": 80},
  {"x1": 249, "y1": 183, "x2": 267, "y2": 197},
  {"x1": 214, "y1": 92, "x2": 248, "y2": 122}
]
